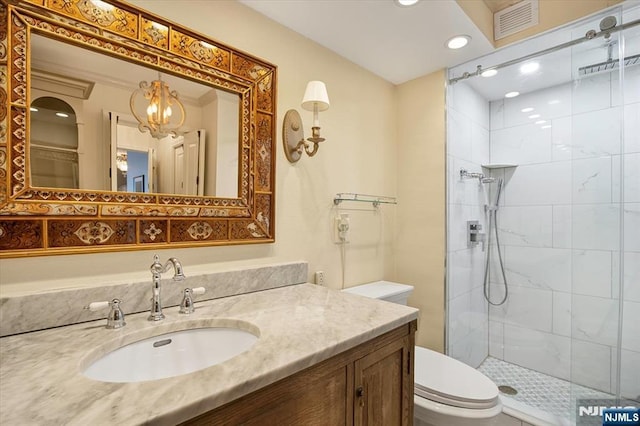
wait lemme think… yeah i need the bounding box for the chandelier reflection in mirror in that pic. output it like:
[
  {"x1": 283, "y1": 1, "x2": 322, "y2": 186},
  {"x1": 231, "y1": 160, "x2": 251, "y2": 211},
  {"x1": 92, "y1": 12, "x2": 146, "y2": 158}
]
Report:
[
  {"x1": 116, "y1": 150, "x2": 128, "y2": 173},
  {"x1": 129, "y1": 73, "x2": 186, "y2": 139}
]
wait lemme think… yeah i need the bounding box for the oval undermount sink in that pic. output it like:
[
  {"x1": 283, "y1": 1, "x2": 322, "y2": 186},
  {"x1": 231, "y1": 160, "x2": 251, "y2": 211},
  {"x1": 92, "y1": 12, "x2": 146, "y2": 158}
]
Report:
[{"x1": 83, "y1": 327, "x2": 258, "y2": 383}]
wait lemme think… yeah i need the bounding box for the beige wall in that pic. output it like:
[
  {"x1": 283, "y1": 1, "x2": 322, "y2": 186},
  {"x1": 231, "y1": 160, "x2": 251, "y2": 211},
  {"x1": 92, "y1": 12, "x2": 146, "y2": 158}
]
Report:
[
  {"x1": 458, "y1": 0, "x2": 623, "y2": 48},
  {"x1": 394, "y1": 71, "x2": 446, "y2": 352},
  {"x1": 456, "y1": 0, "x2": 495, "y2": 47},
  {"x1": 2, "y1": 0, "x2": 617, "y2": 355},
  {"x1": 0, "y1": 0, "x2": 397, "y2": 295}
]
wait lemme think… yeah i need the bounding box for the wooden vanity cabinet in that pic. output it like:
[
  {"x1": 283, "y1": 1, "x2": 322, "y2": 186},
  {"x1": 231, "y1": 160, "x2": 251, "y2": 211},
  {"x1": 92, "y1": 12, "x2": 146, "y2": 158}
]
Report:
[{"x1": 182, "y1": 320, "x2": 416, "y2": 426}]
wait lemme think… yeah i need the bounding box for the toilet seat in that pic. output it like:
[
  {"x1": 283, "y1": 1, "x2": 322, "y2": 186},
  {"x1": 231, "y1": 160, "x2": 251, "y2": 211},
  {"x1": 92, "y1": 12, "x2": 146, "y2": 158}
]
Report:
[{"x1": 414, "y1": 346, "x2": 499, "y2": 410}]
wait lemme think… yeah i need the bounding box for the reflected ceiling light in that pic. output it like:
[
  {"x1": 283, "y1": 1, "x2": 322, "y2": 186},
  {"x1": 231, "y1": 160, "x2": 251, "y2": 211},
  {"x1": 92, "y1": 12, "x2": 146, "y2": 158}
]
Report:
[
  {"x1": 446, "y1": 35, "x2": 471, "y2": 50},
  {"x1": 528, "y1": 114, "x2": 540, "y2": 119},
  {"x1": 90, "y1": 0, "x2": 114, "y2": 11},
  {"x1": 521, "y1": 107, "x2": 534, "y2": 113},
  {"x1": 55, "y1": 112, "x2": 69, "y2": 118},
  {"x1": 535, "y1": 120, "x2": 546, "y2": 125},
  {"x1": 541, "y1": 125, "x2": 552, "y2": 129},
  {"x1": 30, "y1": 107, "x2": 38, "y2": 112},
  {"x1": 548, "y1": 99, "x2": 561, "y2": 105},
  {"x1": 395, "y1": 0, "x2": 420, "y2": 6},
  {"x1": 520, "y1": 61, "x2": 540, "y2": 74},
  {"x1": 505, "y1": 91, "x2": 520, "y2": 98},
  {"x1": 481, "y1": 69, "x2": 498, "y2": 78},
  {"x1": 283, "y1": 81, "x2": 330, "y2": 163},
  {"x1": 130, "y1": 72, "x2": 186, "y2": 139},
  {"x1": 151, "y1": 22, "x2": 168, "y2": 31}
]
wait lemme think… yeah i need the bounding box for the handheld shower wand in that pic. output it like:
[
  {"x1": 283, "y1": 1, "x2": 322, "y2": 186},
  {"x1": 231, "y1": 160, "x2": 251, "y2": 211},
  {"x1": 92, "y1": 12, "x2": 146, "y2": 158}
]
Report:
[{"x1": 483, "y1": 177, "x2": 508, "y2": 306}]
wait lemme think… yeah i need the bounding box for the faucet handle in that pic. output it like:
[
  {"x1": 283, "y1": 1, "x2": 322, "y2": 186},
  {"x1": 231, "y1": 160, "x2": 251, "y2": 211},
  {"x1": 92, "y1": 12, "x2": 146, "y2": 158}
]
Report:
[
  {"x1": 85, "y1": 301, "x2": 110, "y2": 312},
  {"x1": 179, "y1": 287, "x2": 206, "y2": 314},
  {"x1": 84, "y1": 298, "x2": 126, "y2": 329}
]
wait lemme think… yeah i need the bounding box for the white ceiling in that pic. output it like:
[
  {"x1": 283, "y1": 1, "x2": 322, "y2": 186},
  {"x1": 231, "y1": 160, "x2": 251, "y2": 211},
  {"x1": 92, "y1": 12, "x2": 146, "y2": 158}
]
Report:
[{"x1": 239, "y1": 0, "x2": 495, "y2": 85}]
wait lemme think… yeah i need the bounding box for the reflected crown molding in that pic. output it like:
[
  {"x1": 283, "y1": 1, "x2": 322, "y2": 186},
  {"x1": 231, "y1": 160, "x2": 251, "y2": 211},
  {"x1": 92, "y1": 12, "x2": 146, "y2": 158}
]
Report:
[{"x1": 31, "y1": 69, "x2": 95, "y2": 100}]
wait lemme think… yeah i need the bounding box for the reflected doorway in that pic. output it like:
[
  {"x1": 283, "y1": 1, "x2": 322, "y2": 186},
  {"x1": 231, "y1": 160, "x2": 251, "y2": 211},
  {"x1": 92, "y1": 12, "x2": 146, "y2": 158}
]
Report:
[
  {"x1": 115, "y1": 148, "x2": 150, "y2": 193},
  {"x1": 29, "y1": 96, "x2": 79, "y2": 189}
]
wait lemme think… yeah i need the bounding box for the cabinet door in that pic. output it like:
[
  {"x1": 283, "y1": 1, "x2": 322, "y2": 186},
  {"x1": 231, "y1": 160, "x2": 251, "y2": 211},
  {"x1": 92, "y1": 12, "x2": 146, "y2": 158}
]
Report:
[
  {"x1": 354, "y1": 336, "x2": 413, "y2": 426},
  {"x1": 183, "y1": 363, "x2": 350, "y2": 426}
]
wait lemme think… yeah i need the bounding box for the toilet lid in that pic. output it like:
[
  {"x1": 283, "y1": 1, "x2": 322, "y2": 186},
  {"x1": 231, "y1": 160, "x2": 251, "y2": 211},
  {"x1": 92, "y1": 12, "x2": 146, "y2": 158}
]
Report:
[
  {"x1": 342, "y1": 282, "x2": 413, "y2": 301},
  {"x1": 414, "y1": 347, "x2": 499, "y2": 410}
]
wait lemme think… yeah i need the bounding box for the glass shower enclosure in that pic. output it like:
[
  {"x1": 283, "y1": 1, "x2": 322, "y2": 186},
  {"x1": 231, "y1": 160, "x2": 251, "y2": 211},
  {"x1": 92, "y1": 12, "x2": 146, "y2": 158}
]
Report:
[{"x1": 445, "y1": 3, "x2": 639, "y2": 424}]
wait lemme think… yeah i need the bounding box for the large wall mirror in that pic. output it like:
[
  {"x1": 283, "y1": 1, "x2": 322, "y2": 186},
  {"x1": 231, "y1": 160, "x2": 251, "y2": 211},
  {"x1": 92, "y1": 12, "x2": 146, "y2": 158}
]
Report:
[{"x1": 0, "y1": 0, "x2": 276, "y2": 257}]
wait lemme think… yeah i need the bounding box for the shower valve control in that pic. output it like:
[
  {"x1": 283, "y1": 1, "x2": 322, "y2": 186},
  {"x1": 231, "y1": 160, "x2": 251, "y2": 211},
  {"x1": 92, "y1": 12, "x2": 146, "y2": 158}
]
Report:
[{"x1": 467, "y1": 220, "x2": 486, "y2": 250}]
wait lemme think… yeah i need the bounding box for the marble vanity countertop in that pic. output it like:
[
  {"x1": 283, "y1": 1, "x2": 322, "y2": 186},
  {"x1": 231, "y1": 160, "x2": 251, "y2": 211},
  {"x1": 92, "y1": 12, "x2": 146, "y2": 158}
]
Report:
[{"x1": 0, "y1": 283, "x2": 418, "y2": 425}]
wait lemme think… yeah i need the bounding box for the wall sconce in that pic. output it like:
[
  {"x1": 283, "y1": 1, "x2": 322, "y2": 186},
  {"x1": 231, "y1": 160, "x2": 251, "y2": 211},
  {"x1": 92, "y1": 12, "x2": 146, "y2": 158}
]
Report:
[
  {"x1": 130, "y1": 73, "x2": 186, "y2": 139},
  {"x1": 283, "y1": 80, "x2": 330, "y2": 163}
]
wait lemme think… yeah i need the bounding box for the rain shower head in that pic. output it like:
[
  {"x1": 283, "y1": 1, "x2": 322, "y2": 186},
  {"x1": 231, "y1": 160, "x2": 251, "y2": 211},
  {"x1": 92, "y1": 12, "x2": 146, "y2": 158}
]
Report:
[
  {"x1": 578, "y1": 53, "x2": 640, "y2": 76},
  {"x1": 599, "y1": 15, "x2": 617, "y2": 32}
]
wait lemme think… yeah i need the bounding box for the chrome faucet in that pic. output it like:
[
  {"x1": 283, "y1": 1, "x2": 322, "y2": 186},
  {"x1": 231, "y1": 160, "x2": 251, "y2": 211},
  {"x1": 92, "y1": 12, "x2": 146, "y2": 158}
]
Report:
[
  {"x1": 149, "y1": 254, "x2": 186, "y2": 321},
  {"x1": 84, "y1": 298, "x2": 126, "y2": 329}
]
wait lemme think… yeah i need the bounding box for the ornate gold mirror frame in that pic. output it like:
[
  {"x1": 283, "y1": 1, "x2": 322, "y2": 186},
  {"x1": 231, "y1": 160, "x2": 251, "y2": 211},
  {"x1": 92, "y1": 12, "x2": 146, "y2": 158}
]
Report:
[{"x1": 0, "y1": 0, "x2": 276, "y2": 257}]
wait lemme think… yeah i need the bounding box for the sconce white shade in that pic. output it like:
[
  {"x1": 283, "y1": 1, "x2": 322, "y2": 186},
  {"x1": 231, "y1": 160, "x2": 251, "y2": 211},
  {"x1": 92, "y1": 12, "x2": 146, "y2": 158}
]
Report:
[
  {"x1": 301, "y1": 81, "x2": 330, "y2": 111},
  {"x1": 283, "y1": 80, "x2": 330, "y2": 162}
]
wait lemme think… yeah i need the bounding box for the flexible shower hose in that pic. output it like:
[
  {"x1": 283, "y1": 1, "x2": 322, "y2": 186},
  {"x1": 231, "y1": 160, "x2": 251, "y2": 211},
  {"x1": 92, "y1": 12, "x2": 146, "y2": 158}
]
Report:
[{"x1": 483, "y1": 204, "x2": 509, "y2": 306}]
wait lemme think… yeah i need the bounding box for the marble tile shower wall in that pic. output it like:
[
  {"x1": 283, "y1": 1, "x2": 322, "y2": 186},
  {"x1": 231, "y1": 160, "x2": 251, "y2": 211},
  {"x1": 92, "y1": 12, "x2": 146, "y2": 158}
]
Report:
[
  {"x1": 446, "y1": 83, "x2": 491, "y2": 368},
  {"x1": 487, "y1": 67, "x2": 640, "y2": 400}
]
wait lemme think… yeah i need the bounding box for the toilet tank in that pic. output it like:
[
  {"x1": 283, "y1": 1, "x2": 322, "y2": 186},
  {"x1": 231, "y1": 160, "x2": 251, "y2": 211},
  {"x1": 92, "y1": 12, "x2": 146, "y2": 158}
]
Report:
[{"x1": 342, "y1": 281, "x2": 414, "y2": 305}]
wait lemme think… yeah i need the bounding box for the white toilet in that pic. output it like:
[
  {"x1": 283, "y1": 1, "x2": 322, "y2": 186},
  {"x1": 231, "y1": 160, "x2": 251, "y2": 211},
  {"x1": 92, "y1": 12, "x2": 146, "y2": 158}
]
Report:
[{"x1": 342, "y1": 281, "x2": 502, "y2": 426}]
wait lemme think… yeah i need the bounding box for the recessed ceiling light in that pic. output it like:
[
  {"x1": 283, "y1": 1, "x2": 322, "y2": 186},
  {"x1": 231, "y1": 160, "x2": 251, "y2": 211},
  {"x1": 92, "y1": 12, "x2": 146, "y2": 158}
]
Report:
[
  {"x1": 481, "y1": 69, "x2": 498, "y2": 78},
  {"x1": 395, "y1": 0, "x2": 420, "y2": 6},
  {"x1": 55, "y1": 112, "x2": 69, "y2": 118},
  {"x1": 548, "y1": 99, "x2": 561, "y2": 105},
  {"x1": 541, "y1": 125, "x2": 552, "y2": 129},
  {"x1": 528, "y1": 114, "x2": 540, "y2": 119},
  {"x1": 521, "y1": 107, "x2": 534, "y2": 113},
  {"x1": 505, "y1": 91, "x2": 520, "y2": 98},
  {"x1": 520, "y1": 62, "x2": 540, "y2": 74},
  {"x1": 535, "y1": 120, "x2": 546, "y2": 125},
  {"x1": 446, "y1": 35, "x2": 471, "y2": 50},
  {"x1": 30, "y1": 107, "x2": 38, "y2": 112}
]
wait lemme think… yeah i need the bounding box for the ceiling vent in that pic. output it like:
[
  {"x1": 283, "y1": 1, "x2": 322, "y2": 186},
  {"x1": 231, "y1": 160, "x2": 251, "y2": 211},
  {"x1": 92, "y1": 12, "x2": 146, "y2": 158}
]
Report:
[{"x1": 494, "y1": 0, "x2": 539, "y2": 40}]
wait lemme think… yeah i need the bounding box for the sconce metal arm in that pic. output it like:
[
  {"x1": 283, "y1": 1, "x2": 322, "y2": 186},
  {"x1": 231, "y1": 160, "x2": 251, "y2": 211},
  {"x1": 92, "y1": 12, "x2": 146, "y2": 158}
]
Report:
[
  {"x1": 283, "y1": 109, "x2": 326, "y2": 162},
  {"x1": 293, "y1": 140, "x2": 317, "y2": 157}
]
